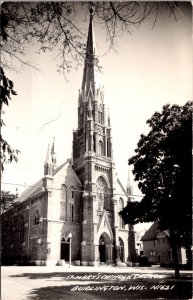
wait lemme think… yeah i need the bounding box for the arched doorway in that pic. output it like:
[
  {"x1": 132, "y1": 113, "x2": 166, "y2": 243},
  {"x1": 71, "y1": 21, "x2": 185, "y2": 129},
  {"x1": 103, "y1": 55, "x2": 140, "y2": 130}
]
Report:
[
  {"x1": 99, "y1": 233, "x2": 113, "y2": 263},
  {"x1": 60, "y1": 237, "x2": 70, "y2": 261},
  {"x1": 119, "y1": 237, "x2": 124, "y2": 262},
  {"x1": 99, "y1": 236, "x2": 106, "y2": 262}
]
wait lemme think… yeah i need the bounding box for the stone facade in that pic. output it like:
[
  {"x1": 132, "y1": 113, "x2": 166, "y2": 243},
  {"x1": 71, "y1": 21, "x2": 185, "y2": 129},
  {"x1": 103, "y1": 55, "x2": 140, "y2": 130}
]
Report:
[{"x1": 1, "y1": 12, "x2": 136, "y2": 266}]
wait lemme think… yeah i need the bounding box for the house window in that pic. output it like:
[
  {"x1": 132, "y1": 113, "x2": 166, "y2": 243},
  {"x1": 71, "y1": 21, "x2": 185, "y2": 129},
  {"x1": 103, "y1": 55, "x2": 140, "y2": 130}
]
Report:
[
  {"x1": 34, "y1": 210, "x2": 40, "y2": 225},
  {"x1": 150, "y1": 250, "x2": 156, "y2": 256}
]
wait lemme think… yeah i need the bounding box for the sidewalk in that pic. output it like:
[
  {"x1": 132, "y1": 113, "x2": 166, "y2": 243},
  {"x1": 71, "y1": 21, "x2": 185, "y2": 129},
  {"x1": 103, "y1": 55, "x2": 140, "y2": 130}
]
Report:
[
  {"x1": 2, "y1": 265, "x2": 192, "y2": 300},
  {"x1": 2, "y1": 264, "x2": 192, "y2": 274}
]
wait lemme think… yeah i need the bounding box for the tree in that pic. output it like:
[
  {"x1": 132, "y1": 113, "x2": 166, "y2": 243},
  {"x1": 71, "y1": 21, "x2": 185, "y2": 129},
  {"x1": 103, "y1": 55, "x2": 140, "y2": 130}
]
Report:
[
  {"x1": 1, "y1": 190, "x2": 19, "y2": 214},
  {"x1": 0, "y1": 2, "x2": 182, "y2": 168},
  {"x1": 0, "y1": 67, "x2": 20, "y2": 171},
  {"x1": 120, "y1": 101, "x2": 192, "y2": 277},
  {"x1": 0, "y1": 2, "x2": 181, "y2": 74}
]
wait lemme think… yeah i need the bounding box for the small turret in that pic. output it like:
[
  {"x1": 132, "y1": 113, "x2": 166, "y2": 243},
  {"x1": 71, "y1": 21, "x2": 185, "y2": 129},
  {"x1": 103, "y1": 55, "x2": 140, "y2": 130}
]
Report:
[
  {"x1": 51, "y1": 137, "x2": 57, "y2": 170},
  {"x1": 44, "y1": 138, "x2": 57, "y2": 176},
  {"x1": 44, "y1": 144, "x2": 52, "y2": 176}
]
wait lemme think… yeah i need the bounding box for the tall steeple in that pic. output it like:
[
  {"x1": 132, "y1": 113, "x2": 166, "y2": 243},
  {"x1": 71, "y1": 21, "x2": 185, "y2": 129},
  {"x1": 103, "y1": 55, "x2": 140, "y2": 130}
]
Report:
[
  {"x1": 72, "y1": 7, "x2": 113, "y2": 181},
  {"x1": 81, "y1": 8, "x2": 102, "y2": 99}
]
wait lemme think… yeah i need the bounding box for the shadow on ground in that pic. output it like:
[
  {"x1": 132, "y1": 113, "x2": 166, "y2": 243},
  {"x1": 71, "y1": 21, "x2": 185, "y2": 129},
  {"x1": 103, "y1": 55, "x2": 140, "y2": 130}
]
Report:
[{"x1": 26, "y1": 280, "x2": 192, "y2": 300}]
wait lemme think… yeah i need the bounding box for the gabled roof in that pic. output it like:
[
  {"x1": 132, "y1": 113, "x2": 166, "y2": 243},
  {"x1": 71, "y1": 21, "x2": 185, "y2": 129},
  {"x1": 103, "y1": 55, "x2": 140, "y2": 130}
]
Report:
[
  {"x1": 117, "y1": 178, "x2": 128, "y2": 196},
  {"x1": 141, "y1": 222, "x2": 158, "y2": 241},
  {"x1": 53, "y1": 160, "x2": 69, "y2": 175},
  {"x1": 18, "y1": 159, "x2": 81, "y2": 204}
]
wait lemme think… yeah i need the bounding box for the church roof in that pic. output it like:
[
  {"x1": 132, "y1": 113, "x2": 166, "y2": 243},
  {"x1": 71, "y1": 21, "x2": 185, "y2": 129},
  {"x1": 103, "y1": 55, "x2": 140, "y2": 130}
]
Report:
[
  {"x1": 18, "y1": 159, "x2": 81, "y2": 204},
  {"x1": 18, "y1": 179, "x2": 43, "y2": 203}
]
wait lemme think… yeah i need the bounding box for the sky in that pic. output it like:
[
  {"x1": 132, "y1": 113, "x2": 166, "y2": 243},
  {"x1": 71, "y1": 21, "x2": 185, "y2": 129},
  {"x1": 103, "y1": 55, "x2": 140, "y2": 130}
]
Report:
[{"x1": 1, "y1": 2, "x2": 192, "y2": 231}]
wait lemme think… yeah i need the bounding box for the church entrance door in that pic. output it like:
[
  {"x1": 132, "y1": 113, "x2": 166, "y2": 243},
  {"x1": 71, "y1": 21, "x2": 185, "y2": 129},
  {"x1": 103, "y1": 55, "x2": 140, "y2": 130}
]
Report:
[
  {"x1": 60, "y1": 238, "x2": 70, "y2": 261},
  {"x1": 99, "y1": 244, "x2": 106, "y2": 262},
  {"x1": 99, "y1": 233, "x2": 112, "y2": 263}
]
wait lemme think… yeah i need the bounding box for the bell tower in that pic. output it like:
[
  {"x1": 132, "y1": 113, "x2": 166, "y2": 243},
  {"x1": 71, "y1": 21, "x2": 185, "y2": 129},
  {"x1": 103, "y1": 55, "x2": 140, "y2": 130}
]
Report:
[
  {"x1": 72, "y1": 9, "x2": 120, "y2": 266},
  {"x1": 72, "y1": 9, "x2": 113, "y2": 181}
]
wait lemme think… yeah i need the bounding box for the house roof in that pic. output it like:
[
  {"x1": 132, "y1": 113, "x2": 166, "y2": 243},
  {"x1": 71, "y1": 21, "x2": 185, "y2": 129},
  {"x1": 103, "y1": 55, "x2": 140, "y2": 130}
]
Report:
[{"x1": 140, "y1": 222, "x2": 158, "y2": 241}]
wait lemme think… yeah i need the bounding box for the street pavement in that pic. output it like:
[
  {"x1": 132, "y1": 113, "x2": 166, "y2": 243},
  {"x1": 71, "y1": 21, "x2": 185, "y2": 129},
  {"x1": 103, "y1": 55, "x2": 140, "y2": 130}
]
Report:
[{"x1": 1, "y1": 265, "x2": 192, "y2": 300}]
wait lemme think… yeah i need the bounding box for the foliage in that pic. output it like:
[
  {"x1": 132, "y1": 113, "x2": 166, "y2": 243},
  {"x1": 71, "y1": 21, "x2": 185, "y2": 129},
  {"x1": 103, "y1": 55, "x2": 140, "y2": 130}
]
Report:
[
  {"x1": 0, "y1": 1, "x2": 180, "y2": 74},
  {"x1": 1, "y1": 190, "x2": 19, "y2": 213},
  {"x1": 0, "y1": 67, "x2": 20, "y2": 171},
  {"x1": 120, "y1": 101, "x2": 192, "y2": 248}
]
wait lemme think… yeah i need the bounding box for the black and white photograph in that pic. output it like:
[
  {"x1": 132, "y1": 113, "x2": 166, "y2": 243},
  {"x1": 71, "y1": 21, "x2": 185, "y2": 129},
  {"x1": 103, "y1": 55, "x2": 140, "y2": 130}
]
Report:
[{"x1": 1, "y1": 1, "x2": 192, "y2": 299}]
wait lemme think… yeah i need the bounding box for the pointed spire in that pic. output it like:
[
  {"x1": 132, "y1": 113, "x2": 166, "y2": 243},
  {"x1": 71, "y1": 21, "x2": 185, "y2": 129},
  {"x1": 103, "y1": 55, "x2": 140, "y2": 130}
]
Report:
[
  {"x1": 44, "y1": 139, "x2": 57, "y2": 176},
  {"x1": 51, "y1": 137, "x2": 57, "y2": 167},
  {"x1": 44, "y1": 144, "x2": 52, "y2": 176},
  {"x1": 127, "y1": 169, "x2": 133, "y2": 197},
  {"x1": 81, "y1": 8, "x2": 102, "y2": 99}
]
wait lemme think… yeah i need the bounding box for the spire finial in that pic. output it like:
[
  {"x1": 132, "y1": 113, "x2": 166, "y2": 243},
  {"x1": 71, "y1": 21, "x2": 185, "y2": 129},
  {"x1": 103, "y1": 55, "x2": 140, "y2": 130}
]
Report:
[
  {"x1": 51, "y1": 137, "x2": 57, "y2": 167},
  {"x1": 90, "y1": 7, "x2": 93, "y2": 17}
]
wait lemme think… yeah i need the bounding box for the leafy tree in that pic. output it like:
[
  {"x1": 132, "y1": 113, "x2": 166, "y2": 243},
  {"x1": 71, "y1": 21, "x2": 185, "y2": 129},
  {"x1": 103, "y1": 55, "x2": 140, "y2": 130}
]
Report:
[
  {"x1": 0, "y1": 2, "x2": 182, "y2": 168},
  {"x1": 0, "y1": 67, "x2": 20, "y2": 171},
  {"x1": 0, "y1": 1, "x2": 181, "y2": 74},
  {"x1": 120, "y1": 101, "x2": 192, "y2": 277},
  {"x1": 0, "y1": 190, "x2": 19, "y2": 213}
]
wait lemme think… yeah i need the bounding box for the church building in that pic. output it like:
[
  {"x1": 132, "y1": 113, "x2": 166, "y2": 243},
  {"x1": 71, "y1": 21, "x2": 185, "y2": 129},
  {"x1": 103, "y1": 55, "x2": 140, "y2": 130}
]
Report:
[{"x1": 2, "y1": 11, "x2": 136, "y2": 266}]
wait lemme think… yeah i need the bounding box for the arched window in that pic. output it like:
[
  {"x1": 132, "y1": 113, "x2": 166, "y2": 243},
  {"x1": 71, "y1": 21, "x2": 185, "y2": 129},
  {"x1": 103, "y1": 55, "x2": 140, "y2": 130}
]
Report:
[
  {"x1": 119, "y1": 198, "x2": 125, "y2": 229},
  {"x1": 34, "y1": 210, "x2": 40, "y2": 225},
  {"x1": 19, "y1": 216, "x2": 24, "y2": 244},
  {"x1": 95, "y1": 176, "x2": 110, "y2": 211},
  {"x1": 70, "y1": 204, "x2": 74, "y2": 222},
  {"x1": 60, "y1": 185, "x2": 67, "y2": 221},
  {"x1": 70, "y1": 187, "x2": 75, "y2": 199},
  {"x1": 69, "y1": 187, "x2": 75, "y2": 222},
  {"x1": 61, "y1": 184, "x2": 67, "y2": 200},
  {"x1": 98, "y1": 104, "x2": 103, "y2": 124},
  {"x1": 98, "y1": 140, "x2": 103, "y2": 156}
]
